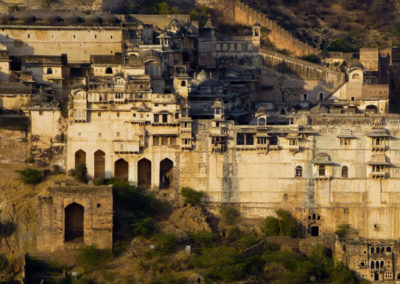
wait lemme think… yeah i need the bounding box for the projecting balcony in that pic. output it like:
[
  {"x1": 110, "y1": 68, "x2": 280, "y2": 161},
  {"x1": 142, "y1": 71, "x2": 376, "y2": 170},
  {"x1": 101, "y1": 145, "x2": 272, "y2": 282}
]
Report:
[
  {"x1": 209, "y1": 127, "x2": 228, "y2": 137},
  {"x1": 288, "y1": 145, "x2": 301, "y2": 153},
  {"x1": 151, "y1": 127, "x2": 179, "y2": 136},
  {"x1": 315, "y1": 174, "x2": 331, "y2": 180},
  {"x1": 371, "y1": 144, "x2": 387, "y2": 151},
  {"x1": 370, "y1": 172, "x2": 388, "y2": 179},
  {"x1": 269, "y1": 145, "x2": 280, "y2": 151},
  {"x1": 112, "y1": 140, "x2": 140, "y2": 154}
]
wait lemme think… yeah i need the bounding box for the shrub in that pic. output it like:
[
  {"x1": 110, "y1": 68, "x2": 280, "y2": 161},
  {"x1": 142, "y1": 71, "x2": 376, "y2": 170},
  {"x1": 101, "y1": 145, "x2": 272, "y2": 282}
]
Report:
[
  {"x1": 180, "y1": 187, "x2": 204, "y2": 206},
  {"x1": 52, "y1": 165, "x2": 61, "y2": 175},
  {"x1": 77, "y1": 245, "x2": 112, "y2": 272},
  {"x1": 190, "y1": 231, "x2": 218, "y2": 249},
  {"x1": 276, "y1": 209, "x2": 299, "y2": 237},
  {"x1": 300, "y1": 54, "x2": 320, "y2": 64},
  {"x1": 224, "y1": 226, "x2": 241, "y2": 243},
  {"x1": 150, "y1": 273, "x2": 187, "y2": 284},
  {"x1": 219, "y1": 205, "x2": 240, "y2": 225},
  {"x1": 264, "y1": 216, "x2": 280, "y2": 236},
  {"x1": 152, "y1": 233, "x2": 178, "y2": 255},
  {"x1": 74, "y1": 163, "x2": 87, "y2": 183},
  {"x1": 0, "y1": 253, "x2": 8, "y2": 271},
  {"x1": 335, "y1": 224, "x2": 351, "y2": 238},
  {"x1": 17, "y1": 168, "x2": 43, "y2": 185},
  {"x1": 191, "y1": 246, "x2": 263, "y2": 281},
  {"x1": 131, "y1": 217, "x2": 155, "y2": 237}
]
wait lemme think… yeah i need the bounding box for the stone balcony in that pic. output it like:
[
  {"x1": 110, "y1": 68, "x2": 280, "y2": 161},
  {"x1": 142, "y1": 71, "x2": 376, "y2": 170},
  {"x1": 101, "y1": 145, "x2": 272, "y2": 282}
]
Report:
[
  {"x1": 371, "y1": 144, "x2": 387, "y2": 151},
  {"x1": 288, "y1": 145, "x2": 301, "y2": 153},
  {"x1": 370, "y1": 172, "x2": 388, "y2": 179}
]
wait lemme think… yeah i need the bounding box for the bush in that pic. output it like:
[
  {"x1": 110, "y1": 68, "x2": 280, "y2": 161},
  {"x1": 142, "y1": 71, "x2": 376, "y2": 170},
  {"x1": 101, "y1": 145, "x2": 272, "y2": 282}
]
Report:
[
  {"x1": 24, "y1": 157, "x2": 35, "y2": 164},
  {"x1": 180, "y1": 187, "x2": 204, "y2": 206},
  {"x1": 52, "y1": 165, "x2": 61, "y2": 175},
  {"x1": 263, "y1": 210, "x2": 299, "y2": 238},
  {"x1": 77, "y1": 245, "x2": 112, "y2": 272},
  {"x1": 0, "y1": 253, "x2": 8, "y2": 271},
  {"x1": 150, "y1": 273, "x2": 187, "y2": 284},
  {"x1": 335, "y1": 224, "x2": 351, "y2": 238},
  {"x1": 191, "y1": 246, "x2": 264, "y2": 281},
  {"x1": 17, "y1": 168, "x2": 43, "y2": 185},
  {"x1": 224, "y1": 226, "x2": 241, "y2": 243},
  {"x1": 219, "y1": 206, "x2": 240, "y2": 225},
  {"x1": 300, "y1": 54, "x2": 320, "y2": 64},
  {"x1": 190, "y1": 231, "x2": 218, "y2": 249},
  {"x1": 264, "y1": 216, "x2": 280, "y2": 236},
  {"x1": 131, "y1": 217, "x2": 155, "y2": 237},
  {"x1": 276, "y1": 209, "x2": 299, "y2": 237},
  {"x1": 152, "y1": 233, "x2": 178, "y2": 255},
  {"x1": 74, "y1": 163, "x2": 87, "y2": 183}
]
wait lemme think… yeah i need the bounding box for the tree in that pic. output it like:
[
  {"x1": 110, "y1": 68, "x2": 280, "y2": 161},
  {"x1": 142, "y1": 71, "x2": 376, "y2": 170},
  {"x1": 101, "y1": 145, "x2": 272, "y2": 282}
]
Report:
[{"x1": 276, "y1": 75, "x2": 299, "y2": 103}]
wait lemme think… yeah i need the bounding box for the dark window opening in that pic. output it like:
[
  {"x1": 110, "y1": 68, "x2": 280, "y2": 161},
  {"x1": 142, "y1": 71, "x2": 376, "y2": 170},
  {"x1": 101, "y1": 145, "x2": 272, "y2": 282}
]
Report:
[
  {"x1": 47, "y1": 68, "x2": 53, "y2": 74},
  {"x1": 162, "y1": 114, "x2": 168, "y2": 123},
  {"x1": 269, "y1": 135, "x2": 278, "y2": 145},
  {"x1": 105, "y1": 67, "x2": 113, "y2": 74},
  {"x1": 342, "y1": 166, "x2": 348, "y2": 178},
  {"x1": 319, "y1": 165, "x2": 325, "y2": 176},
  {"x1": 311, "y1": 226, "x2": 319, "y2": 237},
  {"x1": 295, "y1": 166, "x2": 302, "y2": 177}
]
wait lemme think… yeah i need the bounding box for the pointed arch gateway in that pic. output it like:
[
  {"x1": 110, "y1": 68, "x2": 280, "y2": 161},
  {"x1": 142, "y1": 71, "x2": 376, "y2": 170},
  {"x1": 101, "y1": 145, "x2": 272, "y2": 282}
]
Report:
[
  {"x1": 138, "y1": 158, "x2": 151, "y2": 188},
  {"x1": 65, "y1": 203, "x2": 84, "y2": 242},
  {"x1": 94, "y1": 150, "x2": 105, "y2": 179},
  {"x1": 75, "y1": 149, "x2": 86, "y2": 168},
  {"x1": 115, "y1": 158, "x2": 129, "y2": 181},
  {"x1": 160, "y1": 158, "x2": 173, "y2": 189}
]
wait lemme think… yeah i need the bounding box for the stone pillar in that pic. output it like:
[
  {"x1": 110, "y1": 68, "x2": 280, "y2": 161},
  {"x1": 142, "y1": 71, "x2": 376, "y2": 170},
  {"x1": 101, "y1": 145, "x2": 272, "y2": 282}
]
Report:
[
  {"x1": 105, "y1": 153, "x2": 113, "y2": 178},
  {"x1": 129, "y1": 157, "x2": 137, "y2": 184}
]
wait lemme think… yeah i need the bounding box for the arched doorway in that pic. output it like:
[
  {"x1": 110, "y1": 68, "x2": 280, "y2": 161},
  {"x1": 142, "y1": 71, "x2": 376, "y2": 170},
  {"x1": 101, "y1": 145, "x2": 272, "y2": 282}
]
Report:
[
  {"x1": 115, "y1": 158, "x2": 129, "y2": 181},
  {"x1": 94, "y1": 150, "x2": 105, "y2": 179},
  {"x1": 65, "y1": 203, "x2": 84, "y2": 242},
  {"x1": 160, "y1": 158, "x2": 173, "y2": 189},
  {"x1": 75, "y1": 150, "x2": 86, "y2": 168},
  {"x1": 138, "y1": 158, "x2": 151, "y2": 188}
]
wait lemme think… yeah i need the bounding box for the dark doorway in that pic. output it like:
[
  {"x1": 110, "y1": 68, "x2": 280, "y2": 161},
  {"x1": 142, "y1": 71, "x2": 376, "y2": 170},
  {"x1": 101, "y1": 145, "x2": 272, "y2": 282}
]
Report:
[
  {"x1": 160, "y1": 158, "x2": 173, "y2": 189},
  {"x1": 94, "y1": 150, "x2": 105, "y2": 179},
  {"x1": 311, "y1": 226, "x2": 319, "y2": 237},
  {"x1": 374, "y1": 272, "x2": 379, "y2": 281},
  {"x1": 65, "y1": 203, "x2": 84, "y2": 242},
  {"x1": 138, "y1": 158, "x2": 151, "y2": 188},
  {"x1": 115, "y1": 158, "x2": 129, "y2": 181},
  {"x1": 75, "y1": 150, "x2": 86, "y2": 168}
]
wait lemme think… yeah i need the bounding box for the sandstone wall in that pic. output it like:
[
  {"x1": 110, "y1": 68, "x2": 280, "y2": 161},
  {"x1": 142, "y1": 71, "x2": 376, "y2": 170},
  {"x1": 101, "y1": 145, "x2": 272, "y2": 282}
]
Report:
[
  {"x1": 0, "y1": 116, "x2": 29, "y2": 163},
  {"x1": 0, "y1": 27, "x2": 123, "y2": 63}
]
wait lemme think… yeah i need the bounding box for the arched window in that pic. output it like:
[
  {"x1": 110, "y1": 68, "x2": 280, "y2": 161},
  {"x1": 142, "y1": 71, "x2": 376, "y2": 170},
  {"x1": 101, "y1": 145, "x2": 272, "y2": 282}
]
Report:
[
  {"x1": 303, "y1": 94, "x2": 308, "y2": 101},
  {"x1": 376, "y1": 261, "x2": 379, "y2": 268},
  {"x1": 181, "y1": 80, "x2": 186, "y2": 87},
  {"x1": 105, "y1": 67, "x2": 113, "y2": 74},
  {"x1": 352, "y1": 73, "x2": 360, "y2": 80},
  {"x1": 295, "y1": 166, "x2": 302, "y2": 177},
  {"x1": 47, "y1": 68, "x2": 53, "y2": 74},
  {"x1": 319, "y1": 93, "x2": 324, "y2": 100},
  {"x1": 371, "y1": 261, "x2": 374, "y2": 269},
  {"x1": 280, "y1": 109, "x2": 286, "y2": 115},
  {"x1": 387, "y1": 247, "x2": 391, "y2": 253},
  {"x1": 342, "y1": 166, "x2": 348, "y2": 178},
  {"x1": 319, "y1": 165, "x2": 325, "y2": 176},
  {"x1": 381, "y1": 261, "x2": 384, "y2": 268},
  {"x1": 371, "y1": 247, "x2": 374, "y2": 254}
]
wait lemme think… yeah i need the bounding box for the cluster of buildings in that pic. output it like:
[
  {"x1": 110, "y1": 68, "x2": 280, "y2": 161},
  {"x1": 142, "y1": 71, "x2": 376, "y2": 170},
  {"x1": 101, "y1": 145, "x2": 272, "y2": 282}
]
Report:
[{"x1": 2, "y1": 10, "x2": 400, "y2": 282}]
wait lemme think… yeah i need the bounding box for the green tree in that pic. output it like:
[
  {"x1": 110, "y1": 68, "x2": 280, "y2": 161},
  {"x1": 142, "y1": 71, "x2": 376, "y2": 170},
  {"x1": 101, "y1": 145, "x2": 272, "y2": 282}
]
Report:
[
  {"x1": 264, "y1": 216, "x2": 280, "y2": 236},
  {"x1": 180, "y1": 187, "x2": 204, "y2": 206}
]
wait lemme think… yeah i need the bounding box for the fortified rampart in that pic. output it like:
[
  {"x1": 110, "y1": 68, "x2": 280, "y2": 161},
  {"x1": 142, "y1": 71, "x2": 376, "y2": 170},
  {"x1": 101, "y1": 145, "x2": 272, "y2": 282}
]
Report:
[
  {"x1": 197, "y1": 0, "x2": 319, "y2": 57},
  {"x1": 261, "y1": 49, "x2": 345, "y2": 88}
]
